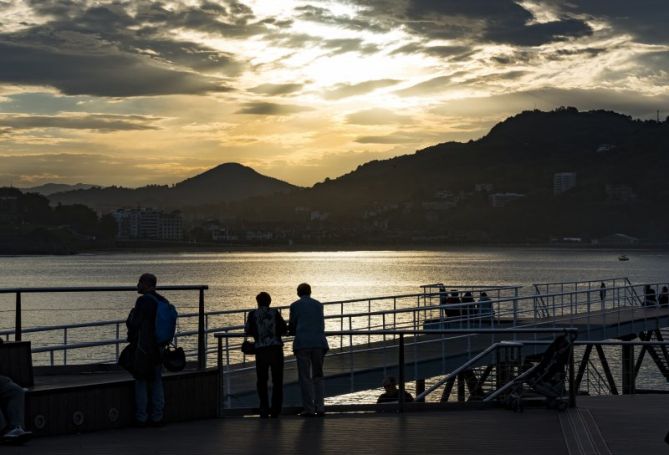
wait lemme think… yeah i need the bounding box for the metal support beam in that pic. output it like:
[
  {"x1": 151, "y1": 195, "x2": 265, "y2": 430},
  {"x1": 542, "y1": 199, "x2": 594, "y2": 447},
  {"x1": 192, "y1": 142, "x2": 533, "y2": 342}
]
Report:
[
  {"x1": 198, "y1": 288, "x2": 206, "y2": 370},
  {"x1": 415, "y1": 379, "x2": 425, "y2": 402},
  {"x1": 440, "y1": 377, "x2": 456, "y2": 402},
  {"x1": 15, "y1": 292, "x2": 21, "y2": 341},
  {"x1": 621, "y1": 344, "x2": 635, "y2": 395},
  {"x1": 595, "y1": 345, "x2": 619, "y2": 395},
  {"x1": 575, "y1": 344, "x2": 593, "y2": 391},
  {"x1": 457, "y1": 372, "x2": 466, "y2": 402},
  {"x1": 398, "y1": 333, "x2": 406, "y2": 412}
]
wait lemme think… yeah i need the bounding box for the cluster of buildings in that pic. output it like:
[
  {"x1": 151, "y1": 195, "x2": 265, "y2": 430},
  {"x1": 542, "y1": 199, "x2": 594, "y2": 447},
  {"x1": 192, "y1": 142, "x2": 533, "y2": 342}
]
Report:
[{"x1": 112, "y1": 208, "x2": 183, "y2": 241}]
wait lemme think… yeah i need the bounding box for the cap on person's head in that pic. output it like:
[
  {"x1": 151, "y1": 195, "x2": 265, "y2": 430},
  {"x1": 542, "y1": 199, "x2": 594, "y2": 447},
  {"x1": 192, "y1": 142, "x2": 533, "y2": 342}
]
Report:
[
  {"x1": 139, "y1": 273, "x2": 157, "y2": 287},
  {"x1": 256, "y1": 292, "x2": 272, "y2": 307},
  {"x1": 480, "y1": 291, "x2": 488, "y2": 297},
  {"x1": 297, "y1": 282, "x2": 311, "y2": 297}
]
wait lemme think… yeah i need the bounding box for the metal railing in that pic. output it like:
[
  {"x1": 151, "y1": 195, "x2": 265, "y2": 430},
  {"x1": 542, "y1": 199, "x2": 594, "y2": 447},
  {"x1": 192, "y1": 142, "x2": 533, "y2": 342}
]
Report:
[
  {"x1": 214, "y1": 328, "x2": 578, "y2": 414},
  {"x1": 3, "y1": 279, "x2": 667, "y2": 369}
]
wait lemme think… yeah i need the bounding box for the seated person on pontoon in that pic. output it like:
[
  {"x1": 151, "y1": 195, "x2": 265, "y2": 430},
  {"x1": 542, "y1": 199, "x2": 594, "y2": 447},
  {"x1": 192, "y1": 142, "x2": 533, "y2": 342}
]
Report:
[
  {"x1": 0, "y1": 341, "x2": 32, "y2": 444},
  {"x1": 377, "y1": 376, "x2": 414, "y2": 404}
]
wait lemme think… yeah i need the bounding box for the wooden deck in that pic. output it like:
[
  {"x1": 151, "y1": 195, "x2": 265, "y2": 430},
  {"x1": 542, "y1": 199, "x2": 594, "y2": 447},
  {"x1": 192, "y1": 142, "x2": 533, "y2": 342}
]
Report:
[{"x1": 6, "y1": 394, "x2": 669, "y2": 454}]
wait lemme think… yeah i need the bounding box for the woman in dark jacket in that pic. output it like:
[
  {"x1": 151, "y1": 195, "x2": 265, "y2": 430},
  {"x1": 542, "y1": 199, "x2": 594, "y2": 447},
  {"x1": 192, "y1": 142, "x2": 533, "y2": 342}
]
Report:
[{"x1": 245, "y1": 292, "x2": 287, "y2": 418}]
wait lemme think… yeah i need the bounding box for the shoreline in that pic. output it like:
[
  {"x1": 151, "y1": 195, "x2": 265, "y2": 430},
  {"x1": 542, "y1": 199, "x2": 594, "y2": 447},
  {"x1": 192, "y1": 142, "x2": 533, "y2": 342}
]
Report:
[{"x1": 2, "y1": 242, "x2": 669, "y2": 256}]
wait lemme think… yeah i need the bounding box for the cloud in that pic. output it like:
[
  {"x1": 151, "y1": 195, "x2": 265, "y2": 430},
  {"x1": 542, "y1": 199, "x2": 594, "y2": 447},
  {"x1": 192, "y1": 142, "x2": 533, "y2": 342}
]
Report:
[
  {"x1": 236, "y1": 102, "x2": 313, "y2": 115},
  {"x1": 355, "y1": 131, "x2": 438, "y2": 144},
  {"x1": 560, "y1": 1, "x2": 669, "y2": 44},
  {"x1": 396, "y1": 70, "x2": 527, "y2": 97},
  {"x1": 323, "y1": 79, "x2": 400, "y2": 100},
  {"x1": 430, "y1": 87, "x2": 669, "y2": 120},
  {"x1": 295, "y1": 4, "x2": 391, "y2": 33},
  {"x1": 0, "y1": 113, "x2": 161, "y2": 131},
  {"x1": 0, "y1": 1, "x2": 264, "y2": 97},
  {"x1": 346, "y1": 0, "x2": 592, "y2": 46},
  {"x1": 0, "y1": 42, "x2": 232, "y2": 97},
  {"x1": 346, "y1": 108, "x2": 413, "y2": 125},
  {"x1": 391, "y1": 43, "x2": 473, "y2": 59},
  {"x1": 0, "y1": 152, "x2": 214, "y2": 187},
  {"x1": 322, "y1": 38, "x2": 380, "y2": 55},
  {"x1": 394, "y1": 74, "x2": 461, "y2": 97},
  {"x1": 248, "y1": 83, "x2": 304, "y2": 96}
]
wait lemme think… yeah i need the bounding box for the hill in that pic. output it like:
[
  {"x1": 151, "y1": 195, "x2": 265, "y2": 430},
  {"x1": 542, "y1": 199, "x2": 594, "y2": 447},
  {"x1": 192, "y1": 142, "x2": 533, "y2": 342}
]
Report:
[
  {"x1": 21, "y1": 183, "x2": 97, "y2": 196},
  {"x1": 48, "y1": 163, "x2": 298, "y2": 211},
  {"x1": 218, "y1": 108, "x2": 669, "y2": 243}
]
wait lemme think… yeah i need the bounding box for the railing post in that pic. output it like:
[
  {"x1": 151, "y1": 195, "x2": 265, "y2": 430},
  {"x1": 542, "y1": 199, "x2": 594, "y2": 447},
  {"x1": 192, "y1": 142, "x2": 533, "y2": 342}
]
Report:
[
  {"x1": 198, "y1": 288, "x2": 206, "y2": 370},
  {"x1": 398, "y1": 333, "x2": 405, "y2": 413},
  {"x1": 63, "y1": 327, "x2": 68, "y2": 366},
  {"x1": 622, "y1": 344, "x2": 635, "y2": 395},
  {"x1": 15, "y1": 291, "x2": 21, "y2": 341},
  {"x1": 513, "y1": 288, "x2": 518, "y2": 328},
  {"x1": 217, "y1": 336, "x2": 224, "y2": 417},
  {"x1": 569, "y1": 340, "x2": 576, "y2": 408}
]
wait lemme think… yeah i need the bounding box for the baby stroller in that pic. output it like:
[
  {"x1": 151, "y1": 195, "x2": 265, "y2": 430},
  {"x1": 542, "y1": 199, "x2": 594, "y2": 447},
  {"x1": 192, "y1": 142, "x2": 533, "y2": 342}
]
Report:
[{"x1": 503, "y1": 332, "x2": 576, "y2": 412}]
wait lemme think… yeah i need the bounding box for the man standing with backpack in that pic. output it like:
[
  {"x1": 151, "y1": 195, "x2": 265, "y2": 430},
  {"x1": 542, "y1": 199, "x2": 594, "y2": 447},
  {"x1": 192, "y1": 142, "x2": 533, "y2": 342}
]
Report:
[{"x1": 126, "y1": 273, "x2": 175, "y2": 427}]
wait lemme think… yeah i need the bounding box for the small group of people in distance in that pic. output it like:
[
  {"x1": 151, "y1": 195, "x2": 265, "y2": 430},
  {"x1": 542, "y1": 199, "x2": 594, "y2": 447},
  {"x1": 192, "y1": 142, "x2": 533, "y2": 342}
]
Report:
[
  {"x1": 439, "y1": 287, "x2": 493, "y2": 318},
  {"x1": 643, "y1": 284, "x2": 669, "y2": 307}
]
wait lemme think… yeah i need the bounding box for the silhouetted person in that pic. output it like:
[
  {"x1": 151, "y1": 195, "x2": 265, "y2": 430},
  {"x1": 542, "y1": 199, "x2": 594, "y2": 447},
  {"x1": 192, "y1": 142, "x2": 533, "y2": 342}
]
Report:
[
  {"x1": 245, "y1": 292, "x2": 287, "y2": 418},
  {"x1": 377, "y1": 376, "x2": 414, "y2": 404},
  {"x1": 461, "y1": 291, "x2": 476, "y2": 317},
  {"x1": 599, "y1": 282, "x2": 606, "y2": 303},
  {"x1": 643, "y1": 285, "x2": 657, "y2": 307},
  {"x1": 0, "y1": 340, "x2": 31, "y2": 444},
  {"x1": 659, "y1": 286, "x2": 669, "y2": 308},
  {"x1": 445, "y1": 290, "x2": 461, "y2": 318},
  {"x1": 478, "y1": 291, "x2": 493, "y2": 317},
  {"x1": 289, "y1": 283, "x2": 328, "y2": 417},
  {"x1": 438, "y1": 285, "x2": 448, "y2": 319},
  {"x1": 126, "y1": 273, "x2": 167, "y2": 426}
]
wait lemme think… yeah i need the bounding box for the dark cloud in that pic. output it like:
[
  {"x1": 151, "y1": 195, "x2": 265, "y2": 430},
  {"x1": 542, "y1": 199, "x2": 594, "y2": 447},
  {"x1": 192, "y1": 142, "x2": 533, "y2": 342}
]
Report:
[
  {"x1": 236, "y1": 102, "x2": 312, "y2": 115},
  {"x1": 248, "y1": 83, "x2": 304, "y2": 96},
  {"x1": 345, "y1": 0, "x2": 592, "y2": 46},
  {"x1": 324, "y1": 79, "x2": 400, "y2": 100},
  {"x1": 0, "y1": 1, "x2": 268, "y2": 97},
  {"x1": 391, "y1": 43, "x2": 473, "y2": 59},
  {"x1": 560, "y1": 1, "x2": 669, "y2": 44},
  {"x1": 0, "y1": 42, "x2": 231, "y2": 97},
  {"x1": 0, "y1": 113, "x2": 161, "y2": 132},
  {"x1": 346, "y1": 108, "x2": 413, "y2": 125}
]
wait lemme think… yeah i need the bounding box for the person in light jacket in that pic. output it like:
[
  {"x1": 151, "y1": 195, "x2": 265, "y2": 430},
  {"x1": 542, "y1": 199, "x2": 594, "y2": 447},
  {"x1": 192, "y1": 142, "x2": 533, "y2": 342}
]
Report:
[{"x1": 289, "y1": 283, "x2": 329, "y2": 417}]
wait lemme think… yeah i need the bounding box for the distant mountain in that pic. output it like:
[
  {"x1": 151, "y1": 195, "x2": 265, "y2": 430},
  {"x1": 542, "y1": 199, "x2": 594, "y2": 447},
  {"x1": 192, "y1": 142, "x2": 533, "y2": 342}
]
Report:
[
  {"x1": 48, "y1": 163, "x2": 298, "y2": 211},
  {"x1": 22, "y1": 183, "x2": 97, "y2": 196},
  {"x1": 221, "y1": 108, "x2": 669, "y2": 242}
]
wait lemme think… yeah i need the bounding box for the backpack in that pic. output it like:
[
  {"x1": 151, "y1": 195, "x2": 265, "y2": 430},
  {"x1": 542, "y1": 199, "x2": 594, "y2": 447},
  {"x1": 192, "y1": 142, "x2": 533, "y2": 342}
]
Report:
[{"x1": 146, "y1": 294, "x2": 178, "y2": 346}]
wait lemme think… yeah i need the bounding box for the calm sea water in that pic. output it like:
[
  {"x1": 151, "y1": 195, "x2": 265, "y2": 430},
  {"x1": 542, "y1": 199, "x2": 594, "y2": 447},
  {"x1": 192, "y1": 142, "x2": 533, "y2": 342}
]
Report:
[
  {"x1": 1, "y1": 247, "x2": 668, "y2": 401},
  {"x1": 1, "y1": 247, "x2": 668, "y2": 329}
]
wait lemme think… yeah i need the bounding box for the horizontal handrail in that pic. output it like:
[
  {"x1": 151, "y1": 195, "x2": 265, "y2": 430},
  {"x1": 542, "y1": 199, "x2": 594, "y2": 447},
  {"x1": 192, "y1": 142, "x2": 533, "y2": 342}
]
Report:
[
  {"x1": 214, "y1": 328, "x2": 579, "y2": 338},
  {"x1": 415, "y1": 341, "x2": 523, "y2": 401},
  {"x1": 0, "y1": 285, "x2": 208, "y2": 293}
]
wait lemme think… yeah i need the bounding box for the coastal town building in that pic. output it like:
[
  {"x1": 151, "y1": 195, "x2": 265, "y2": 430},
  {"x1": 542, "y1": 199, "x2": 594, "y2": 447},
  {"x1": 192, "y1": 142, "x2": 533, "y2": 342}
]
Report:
[{"x1": 112, "y1": 208, "x2": 183, "y2": 241}]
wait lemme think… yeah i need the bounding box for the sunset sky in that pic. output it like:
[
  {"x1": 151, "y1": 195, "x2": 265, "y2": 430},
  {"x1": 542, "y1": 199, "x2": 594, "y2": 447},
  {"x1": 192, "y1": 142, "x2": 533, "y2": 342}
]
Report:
[{"x1": 1, "y1": 0, "x2": 667, "y2": 187}]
